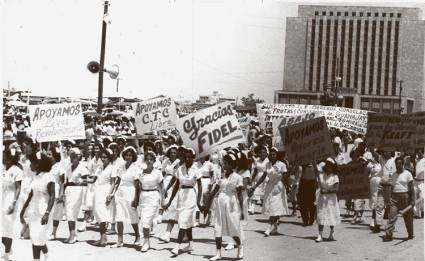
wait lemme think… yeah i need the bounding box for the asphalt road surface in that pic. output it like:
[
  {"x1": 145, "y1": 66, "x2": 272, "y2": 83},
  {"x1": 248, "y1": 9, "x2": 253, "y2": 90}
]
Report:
[{"x1": 8, "y1": 202, "x2": 424, "y2": 261}]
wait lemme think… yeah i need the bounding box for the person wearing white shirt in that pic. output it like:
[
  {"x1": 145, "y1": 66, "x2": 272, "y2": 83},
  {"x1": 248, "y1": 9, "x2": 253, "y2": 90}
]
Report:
[
  {"x1": 414, "y1": 151, "x2": 424, "y2": 218},
  {"x1": 383, "y1": 157, "x2": 415, "y2": 241}
]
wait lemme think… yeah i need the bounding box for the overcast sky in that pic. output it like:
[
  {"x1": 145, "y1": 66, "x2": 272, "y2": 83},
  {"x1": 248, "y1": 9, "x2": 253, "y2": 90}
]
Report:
[{"x1": 1, "y1": 0, "x2": 424, "y2": 103}]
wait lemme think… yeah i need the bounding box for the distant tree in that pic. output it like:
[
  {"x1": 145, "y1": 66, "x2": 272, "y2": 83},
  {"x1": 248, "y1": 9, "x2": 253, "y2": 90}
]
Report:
[{"x1": 241, "y1": 93, "x2": 264, "y2": 107}]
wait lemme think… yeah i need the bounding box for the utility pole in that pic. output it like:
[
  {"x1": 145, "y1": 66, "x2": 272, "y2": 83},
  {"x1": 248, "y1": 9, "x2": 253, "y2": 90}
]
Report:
[
  {"x1": 97, "y1": 1, "x2": 109, "y2": 114},
  {"x1": 116, "y1": 78, "x2": 123, "y2": 110},
  {"x1": 397, "y1": 80, "x2": 403, "y2": 114}
]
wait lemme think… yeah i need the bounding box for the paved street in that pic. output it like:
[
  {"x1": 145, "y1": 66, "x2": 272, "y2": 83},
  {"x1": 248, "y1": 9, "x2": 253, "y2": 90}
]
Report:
[{"x1": 10, "y1": 203, "x2": 424, "y2": 261}]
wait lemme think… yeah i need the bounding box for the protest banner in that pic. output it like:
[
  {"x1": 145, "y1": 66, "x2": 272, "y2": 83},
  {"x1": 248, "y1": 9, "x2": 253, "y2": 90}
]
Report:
[
  {"x1": 257, "y1": 103, "x2": 368, "y2": 134},
  {"x1": 176, "y1": 102, "x2": 245, "y2": 159},
  {"x1": 28, "y1": 103, "x2": 85, "y2": 142},
  {"x1": 337, "y1": 161, "x2": 370, "y2": 199},
  {"x1": 279, "y1": 116, "x2": 335, "y2": 164},
  {"x1": 133, "y1": 96, "x2": 177, "y2": 135},
  {"x1": 366, "y1": 113, "x2": 416, "y2": 153},
  {"x1": 271, "y1": 112, "x2": 318, "y2": 151}
]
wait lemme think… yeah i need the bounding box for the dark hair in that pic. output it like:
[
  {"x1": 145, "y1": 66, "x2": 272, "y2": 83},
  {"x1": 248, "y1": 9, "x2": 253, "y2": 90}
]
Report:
[
  {"x1": 50, "y1": 148, "x2": 61, "y2": 163},
  {"x1": 30, "y1": 153, "x2": 53, "y2": 173},
  {"x1": 324, "y1": 160, "x2": 338, "y2": 174},
  {"x1": 101, "y1": 149, "x2": 114, "y2": 161},
  {"x1": 144, "y1": 151, "x2": 157, "y2": 162},
  {"x1": 166, "y1": 146, "x2": 178, "y2": 159},
  {"x1": 394, "y1": 156, "x2": 404, "y2": 165},
  {"x1": 121, "y1": 147, "x2": 138, "y2": 162},
  {"x1": 143, "y1": 141, "x2": 155, "y2": 153},
  {"x1": 4, "y1": 150, "x2": 20, "y2": 166},
  {"x1": 237, "y1": 152, "x2": 250, "y2": 171},
  {"x1": 223, "y1": 154, "x2": 238, "y2": 169}
]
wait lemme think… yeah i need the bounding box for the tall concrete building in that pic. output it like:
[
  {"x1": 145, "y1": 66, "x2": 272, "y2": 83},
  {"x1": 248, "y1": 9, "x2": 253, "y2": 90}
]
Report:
[{"x1": 275, "y1": 5, "x2": 425, "y2": 113}]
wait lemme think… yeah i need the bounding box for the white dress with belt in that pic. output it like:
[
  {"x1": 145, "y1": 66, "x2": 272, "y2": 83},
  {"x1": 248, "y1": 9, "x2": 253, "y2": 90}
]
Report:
[
  {"x1": 93, "y1": 164, "x2": 114, "y2": 223},
  {"x1": 139, "y1": 169, "x2": 163, "y2": 228},
  {"x1": 27, "y1": 172, "x2": 55, "y2": 245},
  {"x1": 162, "y1": 158, "x2": 180, "y2": 220},
  {"x1": 262, "y1": 161, "x2": 289, "y2": 217},
  {"x1": 115, "y1": 163, "x2": 140, "y2": 224},
  {"x1": 65, "y1": 162, "x2": 90, "y2": 222},
  {"x1": 175, "y1": 164, "x2": 202, "y2": 229},
  {"x1": 2, "y1": 165, "x2": 23, "y2": 238}
]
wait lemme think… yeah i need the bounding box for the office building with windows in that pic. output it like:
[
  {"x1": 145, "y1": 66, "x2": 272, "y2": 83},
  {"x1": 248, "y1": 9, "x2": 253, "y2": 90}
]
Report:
[{"x1": 275, "y1": 5, "x2": 425, "y2": 113}]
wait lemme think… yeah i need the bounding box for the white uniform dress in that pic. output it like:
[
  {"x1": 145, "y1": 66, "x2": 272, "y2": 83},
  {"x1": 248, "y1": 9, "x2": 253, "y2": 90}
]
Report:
[
  {"x1": 50, "y1": 162, "x2": 66, "y2": 221},
  {"x1": 115, "y1": 163, "x2": 140, "y2": 224},
  {"x1": 175, "y1": 164, "x2": 202, "y2": 229},
  {"x1": 27, "y1": 172, "x2": 55, "y2": 245},
  {"x1": 84, "y1": 157, "x2": 102, "y2": 211},
  {"x1": 162, "y1": 158, "x2": 180, "y2": 220},
  {"x1": 93, "y1": 164, "x2": 114, "y2": 223},
  {"x1": 316, "y1": 173, "x2": 341, "y2": 226},
  {"x1": 238, "y1": 170, "x2": 250, "y2": 226},
  {"x1": 65, "y1": 162, "x2": 90, "y2": 222},
  {"x1": 139, "y1": 169, "x2": 163, "y2": 228},
  {"x1": 109, "y1": 158, "x2": 125, "y2": 223},
  {"x1": 262, "y1": 161, "x2": 289, "y2": 217},
  {"x1": 214, "y1": 172, "x2": 243, "y2": 238},
  {"x1": 17, "y1": 158, "x2": 35, "y2": 220},
  {"x1": 252, "y1": 158, "x2": 269, "y2": 201},
  {"x1": 2, "y1": 165, "x2": 23, "y2": 238},
  {"x1": 368, "y1": 162, "x2": 383, "y2": 209}
]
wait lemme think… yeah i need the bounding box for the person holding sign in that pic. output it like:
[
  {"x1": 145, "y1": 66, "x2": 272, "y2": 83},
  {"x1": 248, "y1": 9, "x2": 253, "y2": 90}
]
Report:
[
  {"x1": 313, "y1": 158, "x2": 340, "y2": 243},
  {"x1": 135, "y1": 151, "x2": 164, "y2": 252},
  {"x1": 203, "y1": 153, "x2": 244, "y2": 261},
  {"x1": 64, "y1": 148, "x2": 90, "y2": 244},
  {"x1": 110, "y1": 146, "x2": 141, "y2": 248},
  {"x1": 2, "y1": 149, "x2": 23, "y2": 261},
  {"x1": 19, "y1": 152, "x2": 55, "y2": 261},
  {"x1": 162, "y1": 148, "x2": 203, "y2": 256},
  {"x1": 248, "y1": 147, "x2": 289, "y2": 236},
  {"x1": 383, "y1": 157, "x2": 415, "y2": 241}
]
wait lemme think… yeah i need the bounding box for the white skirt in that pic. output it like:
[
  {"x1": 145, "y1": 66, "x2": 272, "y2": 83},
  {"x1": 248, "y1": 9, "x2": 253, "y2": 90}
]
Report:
[
  {"x1": 316, "y1": 193, "x2": 341, "y2": 226},
  {"x1": 83, "y1": 184, "x2": 95, "y2": 211},
  {"x1": 139, "y1": 190, "x2": 161, "y2": 228},
  {"x1": 65, "y1": 186, "x2": 84, "y2": 222},
  {"x1": 115, "y1": 185, "x2": 139, "y2": 224},
  {"x1": 163, "y1": 176, "x2": 178, "y2": 221},
  {"x1": 176, "y1": 188, "x2": 197, "y2": 229},
  {"x1": 93, "y1": 184, "x2": 113, "y2": 223},
  {"x1": 52, "y1": 202, "x2": 64, "y2": 221},
  {"x1": 214, "y1": 193, "x2": 242, "y2": 238},
  {"x1": 262, "y1": 180, "x2": 289, "y2": 217},
  {"x1": 2, "y1": 192, "x2": 19, "y2": 239},
  {"x1": 28, "y1": 213, "x2": 53, "y2": 245}
]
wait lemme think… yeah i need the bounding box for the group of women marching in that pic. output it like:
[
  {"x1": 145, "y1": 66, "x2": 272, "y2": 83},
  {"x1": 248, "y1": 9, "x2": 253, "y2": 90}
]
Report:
[{"x1": 2, "y1": 128, "x2": 424, "y2": 260}]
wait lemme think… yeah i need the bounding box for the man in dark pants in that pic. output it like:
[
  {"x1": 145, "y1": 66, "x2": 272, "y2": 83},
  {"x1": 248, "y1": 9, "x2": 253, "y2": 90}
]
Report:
[{"x1": 383, "y1": 156, "x2": 415, "y2": 241}]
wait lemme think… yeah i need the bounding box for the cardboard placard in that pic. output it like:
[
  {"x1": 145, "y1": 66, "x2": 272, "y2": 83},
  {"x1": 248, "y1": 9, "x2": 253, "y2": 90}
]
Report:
[
  {"x1": 279, "y1": 116, "x2": 335, "y2": 164},
  {"x1": 28, "y1": 103, "x2": 85, "y2": 142},
  {"x1": 176, "y1": 102, "x2": 245, "y2": 159},
  {"x1": 337, "y1": 161, "x2": 370, "y2": 199},
  {"x1": 133, "y1": 96, "x2": 177, "y2": 135}
]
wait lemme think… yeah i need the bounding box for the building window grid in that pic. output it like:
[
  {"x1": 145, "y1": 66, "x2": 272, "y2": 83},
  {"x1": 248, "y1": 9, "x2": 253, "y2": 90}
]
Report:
[
  {"x1": 369, "y1": 20, "x2": 376, "y2": 94},
  {"x1": 308, "y1": 19, "x2": 316, "y2": 90},
  {"x1": 377, "y1": 20, "x2": 384, "y2": 95},
  {"x1": 339, "y1": 20, "x2": 346, "y2": 87},
  {"x1": 384, "y1": 21, "x2": 392, "y2": 96},
  {"x1": 346, "y1": 20, "x2": 354, "y2": 88},
  {"x1": 331, "y1": 19, "x2": 339, "y2": 86},
  {"x1": 316, "y1": 19, "x2": 324, "y2": 91},
  {"x1": 361, "y1": 20, "x2": 369, "y2": 94},
  {"x1": 354, "y1": 20, "x2": 361, "y2": 90},
  {"x1": 324, "y1": 19, "x2": 331, "y2": 86},
  {"x1": 392, "y1": 21, "x2": 400, "y2": 95}
]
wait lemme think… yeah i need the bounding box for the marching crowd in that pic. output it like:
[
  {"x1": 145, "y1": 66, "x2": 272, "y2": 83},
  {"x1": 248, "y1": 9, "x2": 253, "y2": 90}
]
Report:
[{"x1": 2, "y1": 105, "x2": 425, "y2": 261}]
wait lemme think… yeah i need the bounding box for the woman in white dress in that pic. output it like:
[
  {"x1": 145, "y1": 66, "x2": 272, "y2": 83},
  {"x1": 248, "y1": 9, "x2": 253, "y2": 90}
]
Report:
[
  {"x1": 204, "y1": 153, "x2": 244, "y2": 261},
  {"x1": 2, "y1": 149, "x2": 23, "y2": 261},
  {"x1": 133, "y1": 151, "x2": 164, "y2": 252},
  {"x1": 64, "y1": 148, "x2": 90, "y2": 243},
  {"x1": 163, "y1": 148, "x2": 203, "y2": 256},
  {"x1": 237, "y1": 151, "x2": 251, "y2": 227},
  {"x1": 109, "y1": 146, "x2": 140, "y2": 247},
  {"x1": 46, "y1": 146, "x2": 66, "y2": 240},
  {"x1": 197, "y1": 156, "x2": 214, "y2": 226},
  {"x1": 20, "y1": 153, "x2": 55, "y2": 261},
  {"x1": 249, "y1": 147, "x2": 289, "y2": 236},
  {"x1": 313, "y1": 158, "x2": 341, "y2": 242},
  {"x1": 249, "y1": 146, "x2": 269, "y2": 214},
  {"x1": 88, "y1": 149, "x2": 116, "y2": 247},
  {"x1": 159, "y1": 145, "x2": 180, "y2": 243},
  {"x1": 364, "y1": 151, "x2": 384, "y2": 232}
]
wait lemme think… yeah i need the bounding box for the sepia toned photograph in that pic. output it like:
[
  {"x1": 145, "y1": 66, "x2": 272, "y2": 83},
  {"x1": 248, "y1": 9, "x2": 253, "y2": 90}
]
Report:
[{"x1": 1, "y1": 0, "x2": 424, "y2": 260}]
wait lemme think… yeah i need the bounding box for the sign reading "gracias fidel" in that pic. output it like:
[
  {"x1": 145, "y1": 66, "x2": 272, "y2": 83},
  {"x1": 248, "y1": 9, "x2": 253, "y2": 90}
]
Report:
[{"x1": 176, "y1": 102, "x2": 245, "y2": 159}]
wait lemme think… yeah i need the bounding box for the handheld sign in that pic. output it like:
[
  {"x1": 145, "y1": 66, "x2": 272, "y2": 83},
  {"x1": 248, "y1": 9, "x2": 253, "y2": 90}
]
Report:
[
  {"x1": 337, "y1": 161, "x2": 370, "y2": 199},
  {"x1": 133, "y1": 96, "x2": 177, "y2": 135},
  {"x1": 28, "y1": 103, "x2": 85, "y2": 142},
  {"x1": 176, "y1": 102, "x2": 245, "y2": 159},
  {"x1": 279, "y1": 116, "x2": 335, "y2": 165}
]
